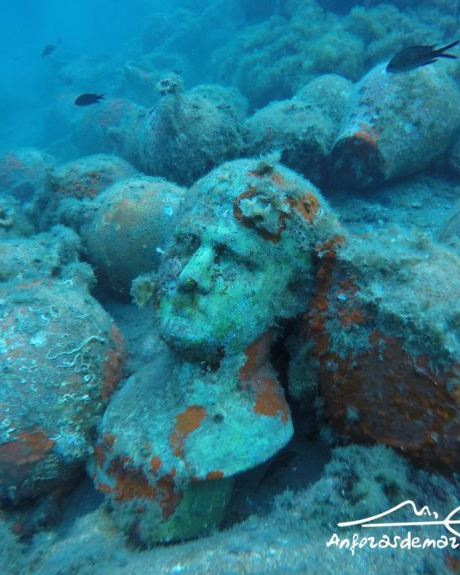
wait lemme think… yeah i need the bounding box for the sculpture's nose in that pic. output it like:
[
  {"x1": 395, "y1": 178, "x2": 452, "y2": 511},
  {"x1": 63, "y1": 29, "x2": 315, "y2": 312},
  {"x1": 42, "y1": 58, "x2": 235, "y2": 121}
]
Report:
[{"x1": 178, "y1": 245, "x2": 214, "y2": 294}]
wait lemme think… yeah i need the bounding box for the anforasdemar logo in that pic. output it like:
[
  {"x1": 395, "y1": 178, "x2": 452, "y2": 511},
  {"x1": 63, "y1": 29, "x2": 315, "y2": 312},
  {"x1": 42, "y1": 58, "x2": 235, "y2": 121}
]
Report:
[{"x1": 327, "y1": 500, "x2": 460, "y2": 555}]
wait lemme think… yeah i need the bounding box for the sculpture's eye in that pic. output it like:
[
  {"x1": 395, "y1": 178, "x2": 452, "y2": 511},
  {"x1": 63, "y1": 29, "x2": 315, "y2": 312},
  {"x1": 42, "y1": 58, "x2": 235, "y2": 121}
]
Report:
[
  {"x1": 214, "y1": 241, "x2": 260, "y2": 271},
  {"x1": 214, "y1": 243, "x2": 231, "y2": 264},
  {"x1": 175, "y1": 231, "x2": 200, "y2": 257}
]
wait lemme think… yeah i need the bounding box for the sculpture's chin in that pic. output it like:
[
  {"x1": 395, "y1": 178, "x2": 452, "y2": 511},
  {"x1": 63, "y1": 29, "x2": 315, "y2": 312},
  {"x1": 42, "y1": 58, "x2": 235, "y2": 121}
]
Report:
[{"x1": 159, "y1": 314, "x2": 224, "y2": 363}]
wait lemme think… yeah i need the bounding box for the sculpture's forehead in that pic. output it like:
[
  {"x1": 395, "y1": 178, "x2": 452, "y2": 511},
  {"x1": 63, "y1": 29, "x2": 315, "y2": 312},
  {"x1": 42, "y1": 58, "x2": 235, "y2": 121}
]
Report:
[
  {"x1": 182, "y1": 196, "x2": 238, "y2": 223},
  {"x1": 175, "y1": 217, "x2": 266, "y2": 254}
]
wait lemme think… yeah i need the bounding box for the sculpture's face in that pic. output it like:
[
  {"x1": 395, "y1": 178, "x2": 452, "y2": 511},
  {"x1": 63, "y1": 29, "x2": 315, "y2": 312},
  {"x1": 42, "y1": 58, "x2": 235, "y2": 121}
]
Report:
[{"x1": 158, "y1": 213, "x2": 310, "y2": 360}]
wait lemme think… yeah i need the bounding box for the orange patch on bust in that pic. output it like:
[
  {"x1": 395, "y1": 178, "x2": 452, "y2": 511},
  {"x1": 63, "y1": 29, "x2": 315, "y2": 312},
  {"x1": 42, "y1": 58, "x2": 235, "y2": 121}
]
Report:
[
  {"x1": 107, "y1": 457, "x2": 156, "y2": 502},
  {"x1": 253, "y1": 376, "x2": 289, "y2": 423},
  {"x1": 270, "y1": 172, "x2": 286, "y2": 187},
  {"x1": 157, "y1": 469, "x2": 183, "y2": 519},
  {"x1": 288, "y1": 191, "x2": 320, "y2": 224},
  {"x1": 205, "y1": 470, "x2": 225, "y2": 480},
  {"x1": 238, "y1": 331, "x2": 273, "y2": 381},
  {"x1": 105, "y1": 457, "x2": 183, "y2": 519},
  {"x1": 175, "y1": 405, "x2": 207, "y2": 435},
  {"x1": 233, "y1": 186, "x2": 287, "y2": 243},
  {"x1": 169, "y1": 405, "x2": 207, "y2": 458}
]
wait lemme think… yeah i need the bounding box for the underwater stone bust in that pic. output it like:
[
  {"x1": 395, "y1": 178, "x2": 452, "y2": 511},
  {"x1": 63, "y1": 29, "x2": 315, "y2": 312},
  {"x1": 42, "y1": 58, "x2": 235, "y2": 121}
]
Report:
[
  {"x1": 155, "y1": 157, "x2": 338, "y2": 363},
  {"x1": 98, "y1": 158, "x2": 341, "y2": 544}
]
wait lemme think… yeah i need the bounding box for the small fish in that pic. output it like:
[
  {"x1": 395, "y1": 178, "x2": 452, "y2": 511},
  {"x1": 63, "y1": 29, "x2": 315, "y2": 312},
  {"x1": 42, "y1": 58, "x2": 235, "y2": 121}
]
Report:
[
  {"x1": 74, "y1": 93, "x2": 105, "y2": 106},
  {"x1": 41, "y1": 44, "x2": 56, "y2": 58},
  {"x1": 387, "y1": 40, "x2": 459, "y2": 73}
]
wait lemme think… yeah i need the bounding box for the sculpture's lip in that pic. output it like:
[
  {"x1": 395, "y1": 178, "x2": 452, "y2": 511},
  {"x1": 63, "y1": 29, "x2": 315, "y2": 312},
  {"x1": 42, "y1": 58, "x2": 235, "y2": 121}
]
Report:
[
  {"x1": 160, "y1": 295, "x2": 213, "y2": 318},
  {"x1": 160, "y1": 315, "x2": 214, "y2": 343}
]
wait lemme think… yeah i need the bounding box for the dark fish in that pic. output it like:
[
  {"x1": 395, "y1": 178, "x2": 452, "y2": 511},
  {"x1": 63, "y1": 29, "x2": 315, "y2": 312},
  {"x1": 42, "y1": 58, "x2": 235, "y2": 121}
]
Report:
[
  {"x1": 74, "y1": 93, "x2": 105, "y2": 106},
  {"x1": 387, "y1": 40, "x2": 459, "y2": 73},
  {"x1": 41, "y1": 44, "x2": 56, "y2": 58}
]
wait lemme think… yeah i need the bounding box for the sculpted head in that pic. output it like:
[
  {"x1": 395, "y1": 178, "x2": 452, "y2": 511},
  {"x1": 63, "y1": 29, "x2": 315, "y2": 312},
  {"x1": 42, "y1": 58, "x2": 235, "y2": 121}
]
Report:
[{"x1": 156, "y1": 158, "x2": 335, "y2": 361}]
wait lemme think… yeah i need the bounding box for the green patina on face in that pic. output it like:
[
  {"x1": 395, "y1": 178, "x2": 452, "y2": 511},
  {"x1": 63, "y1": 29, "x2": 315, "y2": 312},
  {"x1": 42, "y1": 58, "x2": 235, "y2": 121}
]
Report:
[
  {"x1": 157, "y1": 162, "x2": 317, "y2": 360},
  {"x1": 133, "y1": 477, "x2": 234, "y2": 545},
  {"x1": 97, "y1": 160, "x2": 341, "y2": 546}
]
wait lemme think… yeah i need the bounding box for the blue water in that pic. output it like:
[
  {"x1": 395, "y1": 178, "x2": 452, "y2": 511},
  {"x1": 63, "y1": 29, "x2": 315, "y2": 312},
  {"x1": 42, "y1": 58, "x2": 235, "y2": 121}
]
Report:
[
  {"x1": 0, "y1": 0, "x2": 157, "y2": 150},
  {"x1": 1, "y1": 0, "x2": 457, "y2": 151}
]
